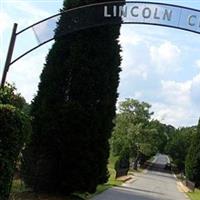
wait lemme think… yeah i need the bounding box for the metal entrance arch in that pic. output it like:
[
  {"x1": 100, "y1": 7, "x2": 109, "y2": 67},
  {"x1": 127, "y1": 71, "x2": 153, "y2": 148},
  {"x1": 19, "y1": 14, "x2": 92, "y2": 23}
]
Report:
[{"x1": 1, "y1": 1, "x2": 200, "y2": 87}]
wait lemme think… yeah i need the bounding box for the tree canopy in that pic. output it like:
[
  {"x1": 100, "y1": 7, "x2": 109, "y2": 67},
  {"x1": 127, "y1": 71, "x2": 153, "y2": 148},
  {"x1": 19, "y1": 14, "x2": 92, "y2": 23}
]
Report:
[
  {"x1": 186, "y1": 119, "x2": 200, "y2": 187},
  {"x1": 111, "y1": 99, "x2": 169, "y2": 170}
]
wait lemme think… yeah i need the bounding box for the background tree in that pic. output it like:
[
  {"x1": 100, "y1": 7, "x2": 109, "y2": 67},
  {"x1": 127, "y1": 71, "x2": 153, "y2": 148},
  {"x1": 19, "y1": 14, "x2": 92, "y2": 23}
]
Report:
[
  {"x1": 22, "y1": 0, "x2": 124, "y2": 194},
  {"x1": 0, "y1": 83, "x2": 28, "y2": 110},
  {"x1": 166, "y1": 127, "x2": 194, "y2": 172},
  {"x1": 111, "y1": 99, "x2": 156, "y2": 170},
  {"x1": 148, "y1": 120, "x2": 169, "y2": 153},
  {"x1": 0, "y1": 84, "x2": 31, "y2": 200},
  {"x1": 186, "y1": 119, "x2": 200, "y2": 186}
]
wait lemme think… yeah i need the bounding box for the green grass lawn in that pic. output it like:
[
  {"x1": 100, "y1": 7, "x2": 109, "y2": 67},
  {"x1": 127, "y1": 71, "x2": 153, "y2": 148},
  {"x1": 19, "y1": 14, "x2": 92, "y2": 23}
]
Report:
[
  {"x1": 188, "y1": 189, "x2": 200, "y2": 200},
  {"x1": 11, "y1": 179, "x2": 26, "y2": 193}
]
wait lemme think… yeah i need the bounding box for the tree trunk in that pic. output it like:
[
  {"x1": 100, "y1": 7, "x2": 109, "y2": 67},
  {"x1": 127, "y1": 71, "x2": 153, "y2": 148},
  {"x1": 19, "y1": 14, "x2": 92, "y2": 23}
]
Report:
[{"x1": 134, "y1": 152, "x2": 140, "y2": 170}]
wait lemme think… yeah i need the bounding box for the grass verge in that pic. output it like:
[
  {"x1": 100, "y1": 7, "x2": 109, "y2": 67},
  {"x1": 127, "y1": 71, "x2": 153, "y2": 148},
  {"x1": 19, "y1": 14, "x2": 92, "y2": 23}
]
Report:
[
  {"x1": 187, "y1": 189, "x2": 200, "y2": 200},
  {"x1": 11, "y1": 179, "x2": 26, "y2": 193}
]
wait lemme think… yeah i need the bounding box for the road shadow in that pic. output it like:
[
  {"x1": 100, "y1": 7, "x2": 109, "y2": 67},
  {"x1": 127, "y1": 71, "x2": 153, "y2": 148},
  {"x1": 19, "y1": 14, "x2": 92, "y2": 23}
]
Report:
[
  {"x1": 92, "y1": 186, "x2": 171, "y2": 200},
  {"x1": 115, "y1": 185, "x2": 164, "y2": 195},
  {"x1": 134, "y1": 161, "x2": 175, "y2": 181},
  {"x1": 148, "y1": 162, "x2": 171, "y2": 174}
]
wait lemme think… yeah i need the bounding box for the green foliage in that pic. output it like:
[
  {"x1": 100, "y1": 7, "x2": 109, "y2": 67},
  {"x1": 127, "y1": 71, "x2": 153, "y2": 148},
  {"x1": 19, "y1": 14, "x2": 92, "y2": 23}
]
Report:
[
  {"x1": 22, "y1": 0, "x2": 123, "y2": 195},
  {"x1": 188, "y1": 189, "x2": 200, "y2": 200},
  {"x1": 165, "y1": 125, "x2": 176, "y2": 139},
  {"x1": 114, "y1": 149, "x2": 130, "y2": 177},
  {"x1": 148, "y1": 120, "x2": 169, "y2": 153},
  {"x1": 186, "y1": 119, "x2": 200, "y2": 187},
  {"x1": 111, "y1": 99, "x2": 156, "y2": 158},
  {"x1": 0, "y1": 83, "x2": 26, "y2": 110},
  {"x1": 112, "y1": 99, "x2": 151, "y2": 154},
  {"x1": 118, "y1": 99, "x2": 153, "y2": 124},
  {"x1": 111, "y1": 99, "x2": 173, "y2": 171},
  {"x1": 106, "y1": 155, "x2": 123, "y2": 187},
  {"x1": 114, "y1": 149, "x2": 130, "y2": 171},
  {"x1": 0, "y1": 105, "x2": 30, "y2": 200},
  {"x1": 166, "y1": 127, "x2": 194, "y2": 172}
]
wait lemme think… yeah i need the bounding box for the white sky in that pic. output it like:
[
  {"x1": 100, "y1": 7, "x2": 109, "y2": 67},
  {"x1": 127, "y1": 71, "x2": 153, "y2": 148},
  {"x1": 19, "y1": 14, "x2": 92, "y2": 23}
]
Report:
[{"x1": 1, "y1": 0, "x2": 200, "y2": 127}]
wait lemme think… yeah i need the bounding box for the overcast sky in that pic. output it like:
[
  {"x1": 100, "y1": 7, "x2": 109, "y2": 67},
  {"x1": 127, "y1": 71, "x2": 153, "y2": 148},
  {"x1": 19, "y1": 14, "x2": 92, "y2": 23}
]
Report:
[{"x1": 1, "y1": 0, "x2": 200, "y2": 128}]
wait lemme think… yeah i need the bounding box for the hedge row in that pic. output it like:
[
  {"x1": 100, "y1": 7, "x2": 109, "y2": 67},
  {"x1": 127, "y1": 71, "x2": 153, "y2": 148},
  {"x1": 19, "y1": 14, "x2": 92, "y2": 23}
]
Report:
[{"x1": 0, "y1": 104, "x2": 30, "y2": 200}]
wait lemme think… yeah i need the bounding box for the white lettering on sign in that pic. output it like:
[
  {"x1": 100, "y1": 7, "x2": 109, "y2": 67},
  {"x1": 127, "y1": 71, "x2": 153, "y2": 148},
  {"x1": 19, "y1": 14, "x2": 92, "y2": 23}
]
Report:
[
  {"x1": 103, "y1": 3, "x2": 200, "y2": 34},
  {"x1": 104, "y1": 6, "x2": 111, "y2": 17},
  {"x1": 119, "y1": 6, "x2": 127, "y2": 17},
  {"x1": 104, "y1": 5, "x2": 173, "y2": 21}
]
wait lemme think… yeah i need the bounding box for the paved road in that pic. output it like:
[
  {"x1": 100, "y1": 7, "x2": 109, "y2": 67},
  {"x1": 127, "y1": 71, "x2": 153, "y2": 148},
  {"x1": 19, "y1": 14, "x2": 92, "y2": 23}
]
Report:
[{"x1": 92, "y1": 154, "x2": 188, "y2": 200}]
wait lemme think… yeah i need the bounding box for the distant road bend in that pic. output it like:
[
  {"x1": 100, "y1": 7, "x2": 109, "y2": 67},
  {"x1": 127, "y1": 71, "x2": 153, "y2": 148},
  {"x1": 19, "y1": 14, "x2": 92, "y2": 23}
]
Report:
[{"x1": 92, "y1": 154, "x2": 188, "y2": 200}]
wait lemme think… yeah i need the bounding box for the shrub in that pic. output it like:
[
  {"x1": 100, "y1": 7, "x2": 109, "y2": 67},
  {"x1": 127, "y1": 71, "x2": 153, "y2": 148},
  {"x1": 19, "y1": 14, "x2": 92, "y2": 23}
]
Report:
[
  {"x1": 0, "y1": 83, "x2": 26, "y2": 110},
  {"x1": 114, "y1": 150, "x2": 130, "y2": 178},
  {"x1": 0, "y1": 105, "x2": 30, "y2": 200},
  {"x1": 185, "y1": 119, "x2": 200, "y2": 187}
]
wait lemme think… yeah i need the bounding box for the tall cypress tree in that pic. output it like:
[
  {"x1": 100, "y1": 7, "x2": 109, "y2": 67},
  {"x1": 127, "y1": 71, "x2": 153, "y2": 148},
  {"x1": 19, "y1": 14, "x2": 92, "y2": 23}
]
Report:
[
  {"x1": 185, "y1": 119, "x2": 200, "y2": 187},
  {"x1": 22, "y1": 0, "x2": 123, "y2": 194}
]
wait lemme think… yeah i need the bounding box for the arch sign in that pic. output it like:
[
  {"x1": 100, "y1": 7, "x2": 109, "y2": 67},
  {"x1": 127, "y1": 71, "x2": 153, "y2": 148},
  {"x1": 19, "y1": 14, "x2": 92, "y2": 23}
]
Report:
[
  {"x1": 27, "y1": 1, "x2": 200, "y2": 47},
  {"x1": 105, "y1": 2, "x2": 200, "y2": 32},
  {"x1": 1, "y1": 1, "x2": 200, "y2": 86}
]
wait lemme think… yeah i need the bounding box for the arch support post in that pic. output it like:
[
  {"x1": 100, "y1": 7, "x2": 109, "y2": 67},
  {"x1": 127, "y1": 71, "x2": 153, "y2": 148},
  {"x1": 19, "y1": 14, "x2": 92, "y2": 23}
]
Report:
[{"x1": 1, "y1": 23, "x2": 18, "y2": 88}]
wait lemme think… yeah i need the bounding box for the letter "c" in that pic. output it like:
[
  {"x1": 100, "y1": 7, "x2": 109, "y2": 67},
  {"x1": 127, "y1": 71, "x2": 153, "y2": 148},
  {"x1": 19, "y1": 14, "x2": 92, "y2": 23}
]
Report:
[
  {"x1": 131, "y1": 6, "x2": 139, "y2": 17},
  {"x1": 188, "y1": 15, "x2": 196, "y2": 26}
]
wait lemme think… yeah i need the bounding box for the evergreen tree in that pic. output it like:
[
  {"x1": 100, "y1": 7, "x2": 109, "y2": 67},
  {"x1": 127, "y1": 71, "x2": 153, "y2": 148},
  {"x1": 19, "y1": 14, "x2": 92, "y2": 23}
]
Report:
[
  {"x1": 165, "y1": 127, "x2": 194, "y2": 172},
  {"x1": 22, "y1": 0, "x2": 123, "y2": 194},
  {"x1": 185, "y1": 119, "x2": 200, "y2": 187}
]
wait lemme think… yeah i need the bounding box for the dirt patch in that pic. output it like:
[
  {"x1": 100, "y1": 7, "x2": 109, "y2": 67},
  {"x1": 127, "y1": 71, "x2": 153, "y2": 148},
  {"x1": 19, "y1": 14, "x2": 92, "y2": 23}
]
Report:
[{"x1": 116, "y1": 175, "x2": 132, "y2": 182}]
